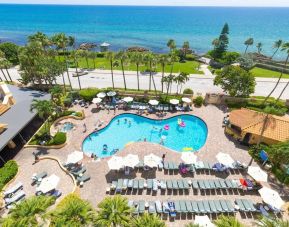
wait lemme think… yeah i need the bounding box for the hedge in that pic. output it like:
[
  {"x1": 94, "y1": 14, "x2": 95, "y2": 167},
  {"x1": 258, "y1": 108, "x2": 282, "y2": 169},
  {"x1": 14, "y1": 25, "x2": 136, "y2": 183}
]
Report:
[
  {"x1": 194, "y1": 96, "x2": 204, "y2": 107},
  {"x1": 47, "y1": 132, "x2": 67, "y2": 145},
  {"x1": 183, "y1": 88, "x2": 194, "y2": 95},
  {"x1": 0, "y1": 160, "x2": 18, "y2": 191},
  {"x1": 255, "y1": 63, "x2": 289, "y2": 74},
  {"x1": 79, "y1": 88, "x2": 100, "y2": 102}
]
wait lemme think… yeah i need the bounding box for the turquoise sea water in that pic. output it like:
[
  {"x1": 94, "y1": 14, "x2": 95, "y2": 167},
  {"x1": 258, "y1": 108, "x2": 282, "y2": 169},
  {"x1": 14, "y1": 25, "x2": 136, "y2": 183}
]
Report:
[
  {"x1": 0, "y1": 5, "x2": 289, "y2": 57},
  {"x1": 82, "y1": 114, "x2": 208, "y2": 158}
]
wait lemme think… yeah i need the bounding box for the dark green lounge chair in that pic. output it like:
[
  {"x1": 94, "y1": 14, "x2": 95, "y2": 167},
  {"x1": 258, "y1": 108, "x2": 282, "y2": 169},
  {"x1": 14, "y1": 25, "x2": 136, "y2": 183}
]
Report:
[{"x1": 76, "y1": 175, "x2": 91, "y2": 185}]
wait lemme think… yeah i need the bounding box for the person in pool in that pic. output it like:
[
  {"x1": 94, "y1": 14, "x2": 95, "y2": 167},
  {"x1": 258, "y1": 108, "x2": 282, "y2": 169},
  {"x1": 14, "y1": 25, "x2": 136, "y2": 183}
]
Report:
[
  {"x1": 128, "y1": 120, "x2": 131, "y2": 126},
  {"x1": 124, "y1": 118, "x2": 127, "y2": 123},
  {"x1": 117, "y1": 119, "x2": 120, "y2": 124}
]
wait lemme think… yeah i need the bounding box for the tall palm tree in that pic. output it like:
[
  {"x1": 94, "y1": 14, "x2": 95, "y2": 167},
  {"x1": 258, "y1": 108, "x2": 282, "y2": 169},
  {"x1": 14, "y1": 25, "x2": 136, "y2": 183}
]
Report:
[
  {"x1": 257, "y1": 42, "x2": 263, "y2": 54},
  {"x1": 70, "y1": 50, "x2": 82, "y2": 90},
  {"x1": 158, "y1": 54, "x2": 169, "y2": 93},
  {"x1": 175, "y1": 72, "x2": 189, "y2": 94},
  {"x1": 162, "y1": 74, "x2": 175, "y2": 99},
  {"x1": 167, "y1": 39, "x2": 176, "y2": 51},
  {"x1": 89, "y1": 51, "x2": 97, "y2": 69},
  {"x1": 28, "y1": 32, "x2": 51, "y2": 49},
  {"x1": 0, "y1": 196, "x2": 55, "y2": 227},
  {"x1": 144, "y1": 52, "x2": 158, "y2": 95},
  {"x1": 182, "y1": 41, "x2": 190, "y2": 58},
  {"x1": 169, "y1": 50, "x2": 179, "y2": 74},
  {"x1": 214, "y1": 215, "x2": 244, "y2": 227},
  {"x1": 244, "y1": 38, "x2": 254, "y2": 54},
  {"x1": 105, "y1": 51, "x2": 116, "y2": 89},
  {"x1": 95, "y1": 195, "x2": 132, "y2": 227},
  {"x1": 263, "y1": 42, "x2": 289, "y2": 104},
  {"x1": 271, "y1": 40, "x2": 283, "y2": 59},
  {"x1": 49, "y1": 194, "x2": 96, "y2": 226},
  {"x1": 133, "y1": 213, "x2": 165, "y2": 227},
  {"x1": 129, "y1": 52, "x2": 143, "y2": 91},
  {"x1": 116, "y1": 51, "x2": 128, "y2": 90},
  {"x1": 30, "y1": 99, "x2": 54, "y2": 131}
]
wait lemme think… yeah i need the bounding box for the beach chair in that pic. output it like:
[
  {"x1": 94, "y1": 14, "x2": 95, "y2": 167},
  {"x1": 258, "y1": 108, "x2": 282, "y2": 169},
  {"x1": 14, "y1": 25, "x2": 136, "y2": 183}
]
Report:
[
  {"x1": 203, "y1": 200, "x2": 212, "y2": 213},
  {"x1": 138, "y1": 179, "x2": 144, "y2": 190},
  {"x1": 160, "y1": 180, "x2": 166, "y2": 190},
  {"x1": 133, "y1": 179, "x2": 138, "y2": 190},
  {"x1": 235, "y1": 199, "x2": 246, "y2": 212},
  {"x1": 203, "y1": 162, "x2": 212, "y2": 171},
  {"x1": 191, "y1": 201, "x2": 199, "y2": 214},
  {"x1": 197, "y1": 180, "x2": 206, "y2": 190},
  {"x1": 172, "y1": 179, "x2": 179, "y2": 190},
  {"x1": 182, "y1": 179, "x2": 190, "y2": 190},
  {"x1": 111, "y1": 181, "x2": 117, "y2": 190},
  {"x1": 168, "y1": 162, "x2": 174, "y2": 171},
  {"x1": 185, "y1": 200, "x2": 193, "y2": 213},
  {"x1": 163, "y1": 201, "x2": 170, "y2": 214},
  {"x1": 191, "y1": 180, "x2": 199, "y2": 190},
  {"x1": 231, "y1": 179, "x2": 240, "y2": 189},
  {"x1": 153, "y1": 179, "x2": 158, "y2": 191},
  {"x1": 180, "y1": 200, "x2": 188, "y2": 213},
  {"x1": 194, "y1": 161, "x2": 205, "y2": 171},
  {"x1": 147, "y1": 179, "x2": 153, "y2": 190},
  {"x1": 139, "y1": 200, "x2": 145, "y2": 214},
  {"x1": 197, "y1": 201, "x2": 206, "y2": 213},
  {"x1": 225, "y1": 179, "x2": 233, "y2": 189},
  {"x1": 242, "y1": 199, "x2": 257, "y2": 212},
  {"x1": 213, "y1": 200, "x2": 223, "y2": 213},
  {"x1": 149, "y1": 201, "x2": 156, "y2": 214},
  {"x1": 122, "y1": 179, "x2": 128, "y2": 190},
  {"x1": 174, "y1": 201, "x2": 181, "y2": 213},
  {"x1": 220, "y1": 200, "x2": 229, "y2": 213},
  {"x1": 259, "y1": 204, "x2": 270, "y2": 217},
  {"x1": 208, "y1": 179, "x2": 216, "y2": 189},
  {"x1": 155, "y1": 200, "x2": 163, "y2": 213},
  {"x1": 132, "y1": 201, "x2": 140, "y2": 215},
  {"x1": 213, "y1": 179, "x2": 221, "y2": 189},
  {"x1": 31, "y1": 172, "x2": 47, "y2": 185},
  {"x1": 218, "y1": 179, "x2": 228, "y2": 189},
  {"x1": 4, "y1": 182, "x2": 23, "y2": 198},
  {"x1": 172, "y1": 162, "x2": 179, "y2": 171},
  {"x1": 203, "y1": 180, "x2": 211, "y2": 190},
  {"x1": 168, "y1": 201, "x2": 177, "y2": 217},
  {"x1": 71, "y1": 166, "x2": 86, "y2": 176},
  {"x1": 177, "y1": 179, "x2": 184, "y2": 190},
  {"x1": 208, "y1": 200, "x2": 218, "y2": 213},
  {"x1": 166, "y1": 180, "x2": 173, "y2": 190},
  {"x1": 164, "y1": 162, "x2": 169, "y2": 171},
  {"x1": 224, "y1": 200, "x2": 235, "y2": 213},
  {"x1": 128, "y1": 200, "x2": 137, "y2": 215},
  {"x1": 127, "y1": 179, "x2": 133, "y2": 189},
  {"x1": 116, "y1": 179, "x2": 123, "y2": 192},
  {"x1": 76, "y1": 175, "x2": 90, "y2": 185},
  {"x1": 5, "y1": 190, "x2": 26, "y2": 205}
]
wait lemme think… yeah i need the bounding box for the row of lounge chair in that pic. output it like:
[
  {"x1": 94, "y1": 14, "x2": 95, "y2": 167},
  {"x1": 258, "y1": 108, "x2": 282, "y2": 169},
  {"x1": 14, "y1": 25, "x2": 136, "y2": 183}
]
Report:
[
  {"x1": 31, "y1": 172, "x2": 47, "y2": 185},
  {"x1": 3, "y1": 182, "x2": 25, "y2": 208},
  {"x1": 63, "y1": 163, "x2": 91, "y2": 186}
]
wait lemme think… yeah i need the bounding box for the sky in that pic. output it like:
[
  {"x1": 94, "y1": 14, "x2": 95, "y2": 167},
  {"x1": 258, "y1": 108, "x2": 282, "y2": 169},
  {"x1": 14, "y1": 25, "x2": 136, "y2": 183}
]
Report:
[{"x1": 0, "y1": 0, "x2": 289, "y2": 7}]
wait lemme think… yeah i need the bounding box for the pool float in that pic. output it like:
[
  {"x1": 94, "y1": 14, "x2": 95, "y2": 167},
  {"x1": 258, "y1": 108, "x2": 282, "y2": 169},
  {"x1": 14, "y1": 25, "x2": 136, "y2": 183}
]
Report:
[
  {"x1": 182, "y1": 147, "x2": 193, "y2": 152},
  {"x1": 178, "y1": 118, "x2": 186, "y2": 127},
  {"x1": 164, "y1": 125, "x2": 170, "y2": 130}
]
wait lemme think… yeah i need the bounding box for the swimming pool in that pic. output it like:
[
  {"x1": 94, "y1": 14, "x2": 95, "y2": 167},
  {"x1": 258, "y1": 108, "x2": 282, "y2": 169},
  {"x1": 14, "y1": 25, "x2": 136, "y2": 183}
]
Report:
[
  {"x1": 60, "y1": 122, "x2": 74, "y2": 133},
  {"x1": 82, "y1": 114, "x2": 208, "y2": 158}
]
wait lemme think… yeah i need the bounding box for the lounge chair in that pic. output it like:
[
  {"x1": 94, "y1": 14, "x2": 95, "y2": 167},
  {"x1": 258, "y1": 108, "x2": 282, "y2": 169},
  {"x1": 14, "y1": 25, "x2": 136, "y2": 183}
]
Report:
[
  {"x1": 220, "y1": 200, "x2": 229, "y2": 213},
  {"x1": 225, "y1": 200, "x2": 235, "y2": 213},
  {"x1": 149, "y1": 201, "x2": 156, "y2": 214},
  {"x1": 4, "y1": 182, "x2": 23, "y2": 198},
  {"x1": 155, "y1": 200, "x2": 163, "y2": 213},
  {"x1": 182, "y1": 179, "x2": 190, "y2": 190},
  {"x1": 191, "y1": 180, "x2": 199, "y2": 190},
  {"x1": 177, "y1": 179, "x2": 184, "y2": 190},
  {"x1": 163, "y1": 201, "x2": 170, "y2": 214},
  {"x1": 218, "y1": 179, "x2": 228, "y2": 189},
  {"x1": 198, "y1": 180, "x2": 206, "y2": 190},
  {"x1": 172, "y1": 162, "x2": 179, "y2": 171},
  {"x1": 186, "y1": 200, "x2": 193, "y2": 213},
  {"x1": 191, "y1": 201, "x2": 199, "y2": 213},
  {"x1": 213, "y1": 200, "x2": 223, "y2": 213},
  {"x1": 197, "y1": 201, "x2": 206, "y2": 213},
  {"x1": 203, "y1": 162, "x2": 212, "y2": 171},
  {"x1": 203, "y1": 200, "x2": 212, "y2": 213},
  {"x1": 132, "y1": 201, "x2": 139, "y2": 215},
  {"x1": 242, "y1": 199, "x2": 257, "y2": 212},
  {"x1": 225, "y1": 179, "x2": 233, "y2": 189},
  {"x1": 164, "y1": 162, "x2": 169, "y2": 171},
  {"x1": 180, "y1": 200, "x2": 188, "y2": 213},
  {"x1": 31, "y1": 172, "x2": 47, "y2": 185},
  {"x1": 139, "y1": 200, "x2": 145, "y2": 214},
  {"x1": 127, "y1": 179, "x2": 133, "y2": 189},
  {"x1": 172, "y1": 179, "x2": 178, "y2": 190},
  {"x1": 76, "y1": 175, "x2": 91, "y2": 185},
  {"x1": 153, "y1": 179, "x2": 158, "y2": 191},
  {"x1": 160, "y1": 180, "x2": 166, "y2": 190},
  {"x1": 111, "y1": 181, "x2": 117, "y2": 190},
  {"x1": 235, "y1": 199, "x2": 246, "y2": 212},
  {"x1": 133, "y1": 179, "x2": 138, "y2": 190},
  {"x1": 147, "y1": 179, "x2": 153, "y2": 190},
  {"x1": 259, "y1": 204, "x2": 270, "y2": 217},
  {"x1": 213, "y1": 179, "x2": 221, "y2": 189},
  {"x1": 122, "y1": 179, "x2": 128, "y2": 190},
  {"x1": 174, "y1": 201, "x2": 181, "y2": 213},
  {"x1": 168, "y1": 201, "x2": 176, "y2": 217},
  {"x1": 71, "y1": 166, "x2": 86, "y2": 176},
  {"x1": 168, "y1": 162, "x2": 174, "y2": 171},
  {"x1": 208, "y1": 179, "x2": 216, "y2": 189},
  {"x1": 208, "y1": 200, "x2": 218, "y2": 213},
  {"x1": 166, "y1": 180, "x2": 173, "y2": 190},
  {"x1": 138, "y1": 179, "x2": 144, "y2": 190},
  {"x1": 5, "y1": 190, "x2": 26, "y2": 205},
  {"x1": 203, "y1": 180, "x2": 211, "y2": 190},
  {"x1": 116, "y1": 179, "x2": 123, "y2": 192}
]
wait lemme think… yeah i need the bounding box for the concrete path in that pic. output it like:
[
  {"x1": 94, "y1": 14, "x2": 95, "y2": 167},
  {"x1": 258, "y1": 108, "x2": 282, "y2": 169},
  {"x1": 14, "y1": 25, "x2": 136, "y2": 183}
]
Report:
[{"x1": 200, "y1": 64, "x2": 213, "y2": 76}]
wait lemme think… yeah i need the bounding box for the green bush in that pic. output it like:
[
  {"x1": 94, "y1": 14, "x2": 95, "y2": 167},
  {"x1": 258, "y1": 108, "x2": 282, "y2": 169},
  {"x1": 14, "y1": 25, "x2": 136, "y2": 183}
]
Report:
[
  {"x1": 0, "y1": 42, "x2": 19, "y2": 65},
  {"x1": 0, "y1": 160, "x2": 18, "y2": 191},
  {"x1": 194, "y1": 96, "x2": 204, "y2": 107},
  {"x1": 183, "y1": 88, "x2": 194, "y2": 95},
  {"x1": 272, "y1": 166, "x2": 287, "y2": 183},
  {"x1": 48, "y1": 132, "x2": 66, "y2": 145},
  {"x1": 185, "y1": 54, "x2": 195, "y2": 61},
  {"x1": 79, "y1": 88, "x2": 100, "y2": 102},
  {"x1": 63, "y1": 97, "x2": 73, "y2": 107},
  {"x1": 96, "y1": 53, "x2": 105, "y2": 58}
]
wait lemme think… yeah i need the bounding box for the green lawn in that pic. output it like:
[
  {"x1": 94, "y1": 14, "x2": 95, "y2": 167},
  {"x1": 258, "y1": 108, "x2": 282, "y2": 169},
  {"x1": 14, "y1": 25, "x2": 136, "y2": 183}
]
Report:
[
  {"x1": 66, "y1": 57, "x2": 203, "y2": 74},
  {"x1": 250, "y1": 67, "x2": 289, "y2": 79}
]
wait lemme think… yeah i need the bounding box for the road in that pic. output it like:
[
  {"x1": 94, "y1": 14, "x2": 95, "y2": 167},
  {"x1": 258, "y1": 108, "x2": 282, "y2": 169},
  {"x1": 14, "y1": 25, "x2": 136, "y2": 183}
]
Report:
[{"x1": 7, "y1": 67, "x2": 289, "y2": 99}]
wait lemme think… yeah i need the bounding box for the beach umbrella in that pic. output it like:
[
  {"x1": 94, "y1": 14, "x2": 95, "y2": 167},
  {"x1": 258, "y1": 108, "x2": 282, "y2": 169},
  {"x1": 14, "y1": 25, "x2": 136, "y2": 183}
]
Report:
[
  {"x1": 216, "y1": 152, "x2": 234, "y2": 167},
  {"x1": 144, "y1": 153, "x2": 161, "y2": 168},
  {"x1": 181, "y1": 152, "x2": 198, "y2": 165},
  {"x1": 182, "y1": 97, "x2": 192, "y2": 103},
  {"x1": 248, "y1": 166, "x2": 268, "y2": 182},
  {"x1": 66, "y1": 151, "x2": 83, "y2": 164},
  {"x1": 92, "y1": 97, "x2": 102, "y2": 104},
  {"x1": 123, "y1": 154, "x2": 139, "y2": 168},
  {"x1": 194, "y1": 215, "x2": 215, "y2": 227},
  {"x1": 97, "y1": 92, "x2": 106, "y2": 98},
  {"x1": 123, "y1": 97, "x2": 134, "y2": 103},
  {"x1": 169, "y1": 99, "x2": 179, "y2": 105},
  {"x1": 36, "y1": 174, "x2": 60, "y2": 194},
  {"x1": 148, "y1": 99, "x2": 159, "y2": 106},
  {"x1": 259, "y1": 187, "x2": 285, "y2": 210},
  {"x1": 107, "y1": 156, "x2": 123, "y2": 170},
  {"x1": 107, "y1": 91, "x2": 117, "y2": 97}
]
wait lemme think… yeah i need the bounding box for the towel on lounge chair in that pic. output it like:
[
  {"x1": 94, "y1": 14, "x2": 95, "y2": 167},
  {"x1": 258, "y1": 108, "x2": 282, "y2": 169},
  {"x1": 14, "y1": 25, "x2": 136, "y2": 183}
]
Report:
[
  {"x1": 168, "y1": 201, "x2": 176, "y2": 217},
  {"x1": 31, "y1": 172, "x2": 47, "y2": 185},
  {"x1": 5, "y1": 190, "x2": 26, "y2": 205},
  {"x1": 4, "y1": 182, "x2": 23, "y2": 197}
]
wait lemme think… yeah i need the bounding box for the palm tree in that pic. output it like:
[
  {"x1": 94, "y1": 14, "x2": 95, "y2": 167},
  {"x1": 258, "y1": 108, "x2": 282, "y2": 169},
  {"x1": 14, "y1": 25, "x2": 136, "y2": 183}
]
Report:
[
  {"x1": 0, "y1": 51, "x2": 11, "y2": 81},
  {"x1": 144, "y1": 52, "x2": 158, "y2": 95},
  {"x1": 162, "y1": 74, "x2": 175, "y2": 99},
  {"x1": 257, "y1": 42, "x2": 263, "y2": 54},
  {"x1": 116, "y1": 51, "x2": 128, "y2": 90},
  {"x1": 129, "y1": 52, "x2": 143, "y2": 91},
  {"x1": 30, "y1": 100, "x2": 54, "y2": 131},
  {"x1": 244, "y1": 38, "x2": 254, "y2": 54},
  {"x1": 81, "y1": 50, "x2": 90, "y2": 69},
  {"x1": 214, "y1": 215, "x2": 244, "y2": 227},
  {"x1": 89, "y1": 51, "x2": 97, "y2": 69},
  {"x1": 168, "y1": 50, "x2": 180, "y2": 74},
  {"x1": 49, "y1": 194, "x2": 95, "y2": 226},
  {"x1": 49, "y1": 85, "x2": 63, "y2": 107},
  {"x1": 95, "y1": 195, "x2": 132, "y2": 227},
  {"x1": 262, "y1": 42, "x2": 289, "y2": 104},
  {"x1": 271, "y1": 40, "x2": 283, "y2": 59},
  {"x1": 175, "y1": 72, "x2": 189, "y2": 94},
  {"x1": 256, "y1": 217, "x2": 289, "y2": 227},
  {"x1": 28, "y1": 32, "x2": 51, "y2": 49},
  {"x1": 0, "y1": 196, "x2": 55, "y2": 227},
  {"x1": 158, "y1": 54, "x2": 169, "y2": 93},
  {"x1": 167, "y1": 39, "x2": 176, "y2": 51},
  {"x1": 182, "y1": 41, "x2": 190, "y2": 58},
  {"x1": 70, "y1": 50, "x2": 82, "y2": 90},
  {"x1": 133, "y1": 213, "x2": 165, "y2": 227},
  {"x1": 105, "y1": 51, "x2": 116, "y2": 89}
]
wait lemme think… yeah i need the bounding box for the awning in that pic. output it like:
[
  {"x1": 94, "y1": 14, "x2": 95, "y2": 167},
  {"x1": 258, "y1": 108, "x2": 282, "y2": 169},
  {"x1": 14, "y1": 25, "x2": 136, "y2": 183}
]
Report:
[
  {"x1": 216, "y1": 152, "x2": 234, "y2": 167},
  {"x1": 170, "y1": 99, "x2": 179, "y2": 105},
  {"x1": 97, "y1": 92, "x2": 106, "y2": 98},
  {"x1": 181, "y1": 152, "x2": 198, "y2": 165},
  {"x1": 92, "y1": 98, "x2": 102, "y2": 104},
  {"x1": 36, "y1": 174, "x2": 60, "y2": 194},
  {"x1": 259, "y1": 187, "x2": 285, "y2": 210},
  {"x1": 123, "y1": 154, "x2": 139, "y2": 168},
  {"x1": 123, "y1": 97, "x2": 134, "y2": 103},
  {"x1": 144, "y1": 153, "x2": 161, "y2": 168},
  {"x1": 107, "y1": 156, "x2": 123, "y2": 170},
  {"x1": 148, "y1": 100, "x2": 159, "y2": 106}
]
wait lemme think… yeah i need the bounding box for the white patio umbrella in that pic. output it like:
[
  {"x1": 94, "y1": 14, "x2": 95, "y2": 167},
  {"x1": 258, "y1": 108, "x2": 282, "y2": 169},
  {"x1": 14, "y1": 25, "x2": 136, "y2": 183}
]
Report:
[
  {"x1": 92, "y1": 97, "x2": 102, "y2": 104},
  {"x1": 194, "y1": 215, "x2": 215, "y2": 227},
  {"x1": 144, "y1": 153, "x2": 161, "y2": 168},
  {"x1": 36, "y1": 174, "x2": 60, "y2": 194},
  {"x1": 97, "y1": 92, "x2": 106, "y2": 98},
  {"x1": 66, "y1": 151, "x2": 83, "y2": 164},
  {"x1": 107, "y1": 156, "x2": 123, "y2": 170},
  {"x1": 216, "y1": 152, "x2": 235, "y2": 167},
  {"x1": 248, "y1": 166, "x2": 268, "y2": 182},
  {"x1": 107, "y1": 91, "x2": 117, "y2": 97},
  {"x1": 123, "y1": 97, "x2": 134, "y2": 103},
  {"x1": 258, "y1": 187, "x2": 285, "y2": 210},
  {"x1": 123, "y1": 154, "x2": 139, "y2": 168},
  {"x1": 170, "y1": 99, "x2": 179, "y2": 105},
  {"x1": 148, "y1": 99, "x2": 159, "y2": 106},
  {"x1": 181, "y1": 152, "x2": 198, "y2": 165},
  {"x1": 182, "y1": 97, "x2": 192, "y2": 103}
]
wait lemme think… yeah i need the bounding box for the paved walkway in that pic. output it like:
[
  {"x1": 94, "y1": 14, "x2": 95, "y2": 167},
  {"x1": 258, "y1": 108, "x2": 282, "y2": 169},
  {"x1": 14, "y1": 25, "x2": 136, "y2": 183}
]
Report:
[{"x1": 200, "y1": 64, "x2": 213, "y2": 76}]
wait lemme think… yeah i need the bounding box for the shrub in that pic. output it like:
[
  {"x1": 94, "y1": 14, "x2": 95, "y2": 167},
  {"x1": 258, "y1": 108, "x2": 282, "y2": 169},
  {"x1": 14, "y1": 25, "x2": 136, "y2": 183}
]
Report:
[
  {"x1": 194, "y1": 96, "x2": 204, "y2": 107},
  {"x1": 79, "y1": 88, "x2": 100, "y2": 102},
  {"x1": 183, "y1": 88, "x2": 194, "y2": 95},
  {"x1": 185, "y1": 54, "x2": 195, "y2": 61},
  {"x1": 96, "y1": 53, "x2": 105, "y2": 58},
  {"x1": 0, "y1": 42, "x2": 19, "y2": 65},
  {"x1": 63, "y1": 97, "x2": 73, "y2": 107},
  {"x1": 50, "y1": 132, "x2": 66, "y2": 145},
  {"x1": 0, "y1": 160, "x2": 18, "y2": 191}
]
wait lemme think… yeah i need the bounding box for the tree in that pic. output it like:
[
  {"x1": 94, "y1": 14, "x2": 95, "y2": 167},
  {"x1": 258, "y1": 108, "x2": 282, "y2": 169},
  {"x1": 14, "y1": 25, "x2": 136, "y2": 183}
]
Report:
[
  {"x1": 168, "y1": 50, "x2": 180, "y2": 74},
  {"x1": 257, "y1": 42, "x2": 263, "y2": 54},
  {"x1": 212, "y1": 38, "x2": 220, "y2": 50},
  {"x1": 158, "y1": 54, "x2": 169, "y2": 92},
  {"x1": 28, "y1": 32, "x2": 51, "y2": 49},
  {"x1": 182, "y1": 41, "x2": 190, "y2": 58},
  {"x1": 70, "y1": 50, "x2": 82, "y2": 90},
  {"x1": 116, "y1": 51, "x2": 128, "y2": 90},
  {"x1": 244, "y1": 38, "x2": 254, "y2": 54},
  {"x1": 215, "y1": 23, "x2": 229, "y2": 56},
  {"x1": 214, "y1": 65, "x2": 256, "y2": 97},
  {"x1": 106, "y1": 51, "x2": 116, "y2": 89},
  {"x1": 95, "y1": 195, "x2": 132, "y2": 227},
  {"x1": 162, "y1": 74, "x2": 175, "y2": 99},
  {"x1": 167, "y1": 39, "x2": 176, "y2": 51},
  {"x1": 49, "y1": 85, "x2": 63, "y2": 107},
  {"x1": 214, "y1": 215, "x2": 244, "y2": 227},
  {"x1": 133, "y1": 213, "x2": 165, "y2": 227},
  {"x1": 185, "y1": 224, "x2": 200, "y2": 227},
  {"x1": 49, "y1": 194, "x2": 96, "y2": 226},
  {"x1": 271, "y1": 40, "x2": 283, "y2": 59},
  {"x1": 0, "y1": 42, "x2": 19, "y2": 65},
  {"x1": 266, "y1": 140, "x2": 289, "y2": 166},
  {"x1": 129, "y1": 52, "x2": 143, "y2": 91},
  {"x1": 174, "y1": 72, "x2": 189, "y2": 94},
  {"x1": 144, "y1": 52, "x2": 157, "y2": 94},
  {"x1": 0, "y1": 195, "x2": 55, "y2": 227},
  {"x1": 256, "y1": 217, "x2": 289, "y2": 227},
  {"x1": 30, "y1": 100, "x2": 54, "y2": 132},
  {"x1": 0, "y1": 50, "x2": 12, "y2": 82},
  {"x1": 238, "y1": 54, "x2": 254, "y2": 71}
]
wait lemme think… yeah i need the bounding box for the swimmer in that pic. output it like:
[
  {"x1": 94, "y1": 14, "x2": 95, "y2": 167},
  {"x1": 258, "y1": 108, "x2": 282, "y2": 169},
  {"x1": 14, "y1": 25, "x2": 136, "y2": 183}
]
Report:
[
  {"x1": 159, "y1": 128, "x2": 163, "y2": 133},
  {"x1": 124, "y1": 118, "x2": 127, "y2": 123},
  {"x1": 117, "y1": 119, "x2": 120, "y2": 124},
  {"x1": 128, "y1": 120, "x2": 131, "y2": 126}
]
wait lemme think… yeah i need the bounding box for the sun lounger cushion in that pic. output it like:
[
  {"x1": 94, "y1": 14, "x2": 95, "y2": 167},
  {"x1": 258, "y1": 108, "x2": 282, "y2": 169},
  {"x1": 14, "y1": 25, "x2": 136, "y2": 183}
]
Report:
[
  {"x1": 4, "y1": 182, "x2": 23, "y2": 197},
  {"x1": 133, "y1": 179, "x2": 138, "y2": 189},
  {"x1": 122, "y1": 179, "x2": 128, "y2": 190},
  {"x1": 182, "y1": 179, "x2": 190, "y2": 189},
  {"x1": 208, "y1": 200, "x2": 218, "y2": 213},
  {"x1": 166, "y1": 180, "x2": 173, "y2": 189},
  {"x1": 214, "y1": 200, "x2": 223, "y2": 213},
  {"x1": 203, "y1": 200, "x2": 212, "y2": 213},
  {"x1": 220, "y1": 200, "x2": 229, "y2": 212},
  {"x1": 32, "y1": 172, "x2": 47, "y2": 184},
  {"x1": 163, "y1": 201, "x2": 170, "y2": 214},
  {"x1": 225, "y1": 200, "x2": 235, "y2": 213},
  {"x1": 185, "y1": 200, "x2": 193, "y2": 212},
  {"x1": 164, "y1": 162, "x2": 169, "y2": 170},
  {"x1": 127, "y1": 179, "x2": 133, "y2": 188},
  {"x1": 174, "y1": 201, "x2": 181, "y2": 213},
  {"x1": 192, "y1": 180, "x2": 199, "y2": 190},
  {"x1": 147, "y1": 179, "x2": 153, "y2": 189},
  {"x1": 77, "y1": 175, "x2": 90, "y2": 184},
  {"x1": 177, "y1": 179, "x2": 184, "y2": 189},
  {"x1": 138, "y1": 179, "x2": 144, "y2": 189},
  {"x1": 160, "y1": 180, "x2": 166, "y2": 190},
  {"x1": 153, "y1": 179, "x2": 158, "y2": 191},
  {"x1": 172, "y1": 180, "x2": 178, "y2": 190},
  {"x1": 5, "y1": 190, "x2": 25, "y2": 205},
  {"x1": 198, "y1": 180, "x2": 206, "y2": 190},
  {"x1": 116, "y1": 179, "x2": 123, "y2": 191}
]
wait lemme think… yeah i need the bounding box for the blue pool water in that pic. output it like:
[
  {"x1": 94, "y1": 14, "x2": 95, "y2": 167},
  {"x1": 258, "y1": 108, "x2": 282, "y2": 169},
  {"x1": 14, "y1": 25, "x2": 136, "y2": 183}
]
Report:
[
  {"x1": 82, "y1": 114, "x2": 208, "y2": 158},
  {"x1": 60, "y1": 122, "x2": 74, "y2": 133}
]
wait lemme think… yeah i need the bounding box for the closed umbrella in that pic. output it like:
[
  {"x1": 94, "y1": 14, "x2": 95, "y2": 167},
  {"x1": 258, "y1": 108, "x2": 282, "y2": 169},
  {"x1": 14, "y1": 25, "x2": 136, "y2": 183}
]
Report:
[
  {"x1": 97, "y1": 92, "x2": 106, "y2": 98},
  {"x1": 149, "y1": 99, "x2": 159, "y2": 106},
  {"x1": 107, "y1": 156, "x2": 123, "y2": 170},
  {"x1": 107, "y1": 91, "x2": 117, "y2": 97},
  {"x1": 182, "y1": 97, "x2": 192, "y2": 103},
  {"x1": 170, "y1": 99, "x2": 179, "y2": 105},
  {"x1": 66, "y1": 151, "x2": 83, "y2": 164},
  {"x1": 248, "y1": 166, "x2": 268, "y2": 182},
  {"x1": 194, "y1": 215, "x2": 215, "y2": 227},
  {"x1": 181, "y1": 152, "x2": 198, "y2": 164},
  {"x1": 36, "y1": 174, "x2": 60, "y2": 194},
  {"x1": 259, "y1": 187, "x2": 285, "y2": 210},
  {"x1": 123, "y1": 154, "x2": 139, "y2": 168},
  {"x1": 216, "y1": 152, "x2": 234, "y2": 167},
  {"x1": 144, "y1": 153, "x2": 161, "y2": 168},
  {"x1": 123, "y1": 97, "x2": 134, "y2": 103},
  {"x1": 92, "y1": 97, "x2": 102, "y2": 104}
]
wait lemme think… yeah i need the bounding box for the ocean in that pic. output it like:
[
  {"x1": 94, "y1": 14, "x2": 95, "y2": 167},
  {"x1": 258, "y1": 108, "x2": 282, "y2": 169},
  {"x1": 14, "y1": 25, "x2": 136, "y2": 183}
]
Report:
[{"x1": 0, "y1": 4, "x2": 289, "y2": 58}]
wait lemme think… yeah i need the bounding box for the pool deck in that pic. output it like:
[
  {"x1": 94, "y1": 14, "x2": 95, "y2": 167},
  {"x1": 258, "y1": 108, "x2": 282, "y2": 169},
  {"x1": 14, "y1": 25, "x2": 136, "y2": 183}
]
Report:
[{"x1": 9, "y1": 104, "x2": 289, "y2": 226}]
